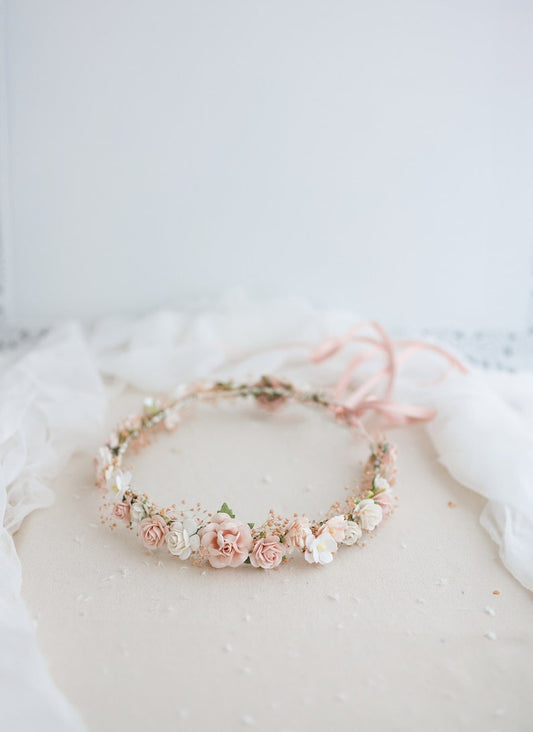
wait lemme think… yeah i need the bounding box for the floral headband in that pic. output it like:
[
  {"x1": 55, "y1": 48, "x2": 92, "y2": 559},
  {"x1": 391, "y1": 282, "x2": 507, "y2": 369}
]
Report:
[{"x1": 94, "y1": 322, "x2": 467, "y2": 570}]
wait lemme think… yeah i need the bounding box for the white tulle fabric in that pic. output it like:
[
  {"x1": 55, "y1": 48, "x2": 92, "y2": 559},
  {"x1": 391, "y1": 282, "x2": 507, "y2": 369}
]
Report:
[{"x1": 1, "y1": 295, "x2": 532, "y2": 730}]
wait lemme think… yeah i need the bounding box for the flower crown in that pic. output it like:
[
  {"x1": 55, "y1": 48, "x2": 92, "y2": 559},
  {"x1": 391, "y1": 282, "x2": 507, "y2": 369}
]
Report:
[
  {"x1": 95, "y1": 376, "x2": 396, "y2": 569},
  {"x1": 94, "y1": 322, "x2": 466, "y2": 570}
]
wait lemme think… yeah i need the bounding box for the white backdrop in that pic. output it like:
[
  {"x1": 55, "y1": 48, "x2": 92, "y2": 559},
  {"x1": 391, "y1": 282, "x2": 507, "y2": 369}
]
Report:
[{"x1": 1, "y1": 0, "x2": 532, "y2": 329}]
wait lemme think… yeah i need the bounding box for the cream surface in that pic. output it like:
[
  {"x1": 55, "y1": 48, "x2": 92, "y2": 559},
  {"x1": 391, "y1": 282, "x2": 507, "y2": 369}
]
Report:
[{"x1": 16, "y1": 389, "x2": 533, "y2": 732}]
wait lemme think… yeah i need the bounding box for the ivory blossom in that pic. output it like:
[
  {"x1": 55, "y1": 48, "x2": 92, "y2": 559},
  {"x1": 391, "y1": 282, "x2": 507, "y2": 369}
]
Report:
[
  {"x1": 130, "y1": 502, "x2": 148, "y2": 524},
  {"x1": 342, "y1": 520, "x2": 362, "y2": 545},
  {"x1": 356, "y1": 499, "x2": 383, "y2": 531},
  {"x1": 167, "y1": 518, "x2": 200, "y2": 560}
]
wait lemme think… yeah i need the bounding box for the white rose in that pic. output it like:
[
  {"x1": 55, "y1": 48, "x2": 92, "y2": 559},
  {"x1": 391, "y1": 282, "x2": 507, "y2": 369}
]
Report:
[
  {"x1": 166, "y1": 518, "x2": 200, "y2": 560},
  {"x1": 356, "y1": 499, "x2": 383, "y2": 531},
  {"x1": 342, "y1": 521, "x2": 362, "y2": 546},
  {"x1": 373, "y1": 475, "x2": 390, "y2": 492},
  {"x1": 130, "y1": 502, "x2": 148, "y2": 524}
]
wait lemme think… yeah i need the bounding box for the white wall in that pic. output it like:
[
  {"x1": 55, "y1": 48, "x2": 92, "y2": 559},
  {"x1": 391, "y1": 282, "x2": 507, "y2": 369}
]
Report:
[{"x1": 2, "y1": 0, "x2": 532, "y2": 328}]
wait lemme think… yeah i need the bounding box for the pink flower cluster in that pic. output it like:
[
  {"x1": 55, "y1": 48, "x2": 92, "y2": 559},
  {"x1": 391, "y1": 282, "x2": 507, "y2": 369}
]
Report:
[{"x1": 197, "y1": 513, "x2": 285, "y2": 569}]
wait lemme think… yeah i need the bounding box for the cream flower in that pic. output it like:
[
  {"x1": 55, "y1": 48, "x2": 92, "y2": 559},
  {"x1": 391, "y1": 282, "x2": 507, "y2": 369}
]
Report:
[
  {"x1": 283, "y1": 517, "x2": 312, "y2": 552},
  {"x1": 166, "y1": 518, "x2": 200, "y2": 560},
  {"x1": 319, "y1": 514, "x2": 347, "y2": 543},
  {"x1": 356, "y1": 499, "x2": 383, "y2": 531},
  {"x1": 342, "y1": 520, "x2": 362, "y2": 546},
  {"x1": 304, "y1": 532, "x2": 337, "y2": 565},
  {"x1": 373, "y1": 475, "x2": 390, "y2": 492},
  {"x1": 130, "y1": 501, "x2": 148, "y2": 525},
  {"x1": 95, "y1": 446, "x2": 114, "y2": 483}
]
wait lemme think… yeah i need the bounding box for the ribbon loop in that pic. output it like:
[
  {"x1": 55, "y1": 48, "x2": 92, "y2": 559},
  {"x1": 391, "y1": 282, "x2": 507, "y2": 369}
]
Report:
[{"x1": 313, "y1": 322, "x2": 467, "y2": 428}]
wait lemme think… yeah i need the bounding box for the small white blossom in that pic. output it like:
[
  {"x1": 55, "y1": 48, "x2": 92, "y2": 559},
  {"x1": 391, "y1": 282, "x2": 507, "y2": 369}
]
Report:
[
  {"x1": 373, "y1": 475, "x2": 390, "y2": 492},
  {"x1": 96, "y1": 446, "x2": 114, "y2": 481},
  {"x1": 108, "y1": 470, "x2": 132, "y2": 499},
  {"x1": 166, "y1": 518, "x2": 200, "y2": 560},
  {"x1": 342, "y1": 520, "x2": 362, "y2": 546},
  {"x1": 304, "y1": 532, "x2": 337, "y2": 565},
  {"x1": 355, "y1": 499, "x2": 383, "y2": 531},
  {"x1": 143, "y1": 396, "x2": 160, "y2": 416},
  {"x1": 130, "y1": 502, "x2": 148, "y2": 524}
]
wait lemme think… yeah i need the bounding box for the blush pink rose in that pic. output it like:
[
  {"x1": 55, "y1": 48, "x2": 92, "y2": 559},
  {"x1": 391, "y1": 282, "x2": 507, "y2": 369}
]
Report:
[
  {"x1": 199, "y1": 513, "x2": 253, "y2": 568},
  {"x1": 113, "y1": 500, "x2": 131, "y2": 522},
  {"x1": 283, "y1": 516, "x2": 311, "y2": 551},
  {"x1": 250, "y1": 535, "x2": 284, "y2": 569},
  {"x1": 139, "y1": 514, "x2": 168, "y2": 549},
  {"x1": 374, "y1": 491, "x2": 393, "y2": 517}
]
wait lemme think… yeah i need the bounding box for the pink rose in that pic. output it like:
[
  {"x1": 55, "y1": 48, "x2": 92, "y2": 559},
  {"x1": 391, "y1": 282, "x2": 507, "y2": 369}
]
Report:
[
  {"x1": 139, "y1": 514, "x2": 168, "y2": 549},
  {"x1": 113, "y1": 500, "x2": 131, "y2": 522},
  {"x1": 283, "y1": 516, "x2": 311, "y2": 551},
  {"x1": 374, "y1": 491, "x2": 393, "y2": 517},
  {"x1": 199, "y1": 512, "x2": 253, "y2": 568},
  {"x1": 250, "y1": 535, "x2": 284, "y2": 569},
  {"x1": 319, "y1": 514, "x2": 346, "y2": 543}
]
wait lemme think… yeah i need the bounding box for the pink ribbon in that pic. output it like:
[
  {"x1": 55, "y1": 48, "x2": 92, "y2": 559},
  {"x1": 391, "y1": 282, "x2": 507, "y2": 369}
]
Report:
[{"x1": 311, "y1": 321, "x2": 468, "y2": 428}]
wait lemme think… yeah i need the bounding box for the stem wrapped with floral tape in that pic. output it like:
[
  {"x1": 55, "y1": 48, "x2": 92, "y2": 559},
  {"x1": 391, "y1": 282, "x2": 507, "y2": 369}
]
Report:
[{"x1": 94, "y1": 376, "x2": 397, "y2": 569}]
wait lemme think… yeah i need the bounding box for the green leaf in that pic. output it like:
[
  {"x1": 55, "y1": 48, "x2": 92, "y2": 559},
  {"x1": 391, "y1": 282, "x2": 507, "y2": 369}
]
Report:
[
  {"x1": 247, "y1": 522, "x2": 255, "y2": 529},
  {"x1": 244, "y1": 556, "x2": 251, "y2": 564},
  {"x1": 219, "y1": 502, "x2": 235, "y2": 518}
]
